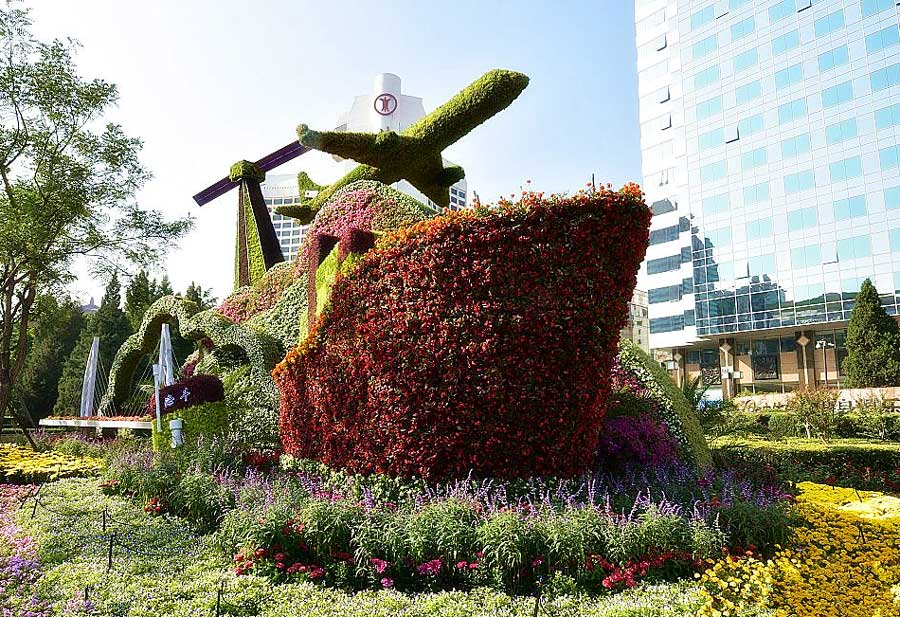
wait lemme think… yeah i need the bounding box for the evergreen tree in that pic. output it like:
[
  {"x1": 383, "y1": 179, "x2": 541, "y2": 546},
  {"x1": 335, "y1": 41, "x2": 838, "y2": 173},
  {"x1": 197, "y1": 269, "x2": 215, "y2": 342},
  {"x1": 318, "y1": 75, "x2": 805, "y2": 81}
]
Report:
[
  {"x1": 154, "y1": 275, "x2": 173, "y2": 297},
  {"x1": 15, "y1": 296, "x2": 85, "y2": 420},
  {"x1": 54, "y1": 276, "x2": 133, "y2": 415},
  {"x1": 185, "y1": 282, "x2": 217, "y2": 311},
  {"x1": 842, "y1": 278, "x2": 900, "y2": 387},
  {"x1": 124, "y1": 270, "x2": 153, "y2": 330}
]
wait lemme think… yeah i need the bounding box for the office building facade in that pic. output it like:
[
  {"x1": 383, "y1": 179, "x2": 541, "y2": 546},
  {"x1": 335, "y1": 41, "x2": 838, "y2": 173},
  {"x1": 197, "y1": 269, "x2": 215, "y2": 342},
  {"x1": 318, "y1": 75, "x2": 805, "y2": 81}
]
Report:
[{"x1": 636, "y1": 0, "x2": 900, "y2": 395}]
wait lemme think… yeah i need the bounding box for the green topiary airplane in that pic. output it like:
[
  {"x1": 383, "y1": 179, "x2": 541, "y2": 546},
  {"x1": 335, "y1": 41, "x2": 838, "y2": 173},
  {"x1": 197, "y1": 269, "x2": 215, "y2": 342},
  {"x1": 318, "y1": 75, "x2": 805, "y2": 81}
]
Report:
[{"x1": 277, "y1": 69, "x2": 529, "y2": 221}]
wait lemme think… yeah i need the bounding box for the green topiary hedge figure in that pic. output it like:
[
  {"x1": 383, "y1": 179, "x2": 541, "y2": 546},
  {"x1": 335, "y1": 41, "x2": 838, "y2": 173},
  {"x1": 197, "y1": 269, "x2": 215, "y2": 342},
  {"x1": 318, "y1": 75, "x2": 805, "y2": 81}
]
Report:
[
  {"x1": 842, "y1": 278, "x2": 900, "y2": 387},
  {"x1": 291, "y1": 69, "x2": 528, "y2": 213},
  {"x1": 616, "y1": 339, "x2": 712, "y2": 468},
  {"x1": 151, "y1": 401, "x2": 230, "y2": 451}
]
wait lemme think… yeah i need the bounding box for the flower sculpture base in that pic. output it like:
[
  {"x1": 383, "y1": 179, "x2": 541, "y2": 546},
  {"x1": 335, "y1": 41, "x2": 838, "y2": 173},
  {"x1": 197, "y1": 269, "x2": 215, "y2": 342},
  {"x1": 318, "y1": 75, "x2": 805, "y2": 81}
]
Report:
[{"x1": 275, "y1": 186, "x2": 651, "y2": 480}]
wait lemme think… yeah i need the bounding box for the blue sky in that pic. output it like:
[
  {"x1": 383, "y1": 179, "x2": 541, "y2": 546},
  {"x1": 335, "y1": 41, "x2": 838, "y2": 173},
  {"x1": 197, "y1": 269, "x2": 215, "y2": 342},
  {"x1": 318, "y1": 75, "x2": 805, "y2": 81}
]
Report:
[{"x1": 29, "y1": 0, "x2": 642, "y2": 301}]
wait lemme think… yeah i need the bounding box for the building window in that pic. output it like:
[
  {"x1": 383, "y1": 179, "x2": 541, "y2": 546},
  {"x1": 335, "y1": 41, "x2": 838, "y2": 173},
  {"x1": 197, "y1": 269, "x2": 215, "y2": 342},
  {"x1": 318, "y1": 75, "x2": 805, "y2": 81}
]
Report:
[
  {"x1": 746, "y1": 217, "x2": 773, "y2": 240},
  {"x1": 769, "y1": 0, "x2": 795, "y2": 23},
  {"x1": 694, "y1": 65, "x2": 721, "y2": 89},
  {"x1": 702, "y1": 193, "x2": 729, "y2": 215},
  {"x1": 729, "y1": 0, "x2": 751, "y2": 9},
  {"x1": 701, "y1": 160, "x2": 727, "y2": 182},
  {"x1": 778, "y1": 98, "x2": 807, "y2": 124},
  {"x1": 692, "y1": 34, "x2": 718, "y2": 60},
  {"x1": 648, "y1": 285, "x2": 682, "y2": 303},
  {"x1": 788, "y1": 206, "x2": 818, "y2": 231},
  {"x1": 784, "y1": 170, "x2": 815, "y2": 194},
  {"x1": 748, "y1": 254, "x2": 776, "y2": 276},
  {"x1": 705, "y1": 226, "x2": 733, "y2": 248},
  {"x1": 743, "y1": 181, "x2": 770, "y2": 204},
  {"x1": 775, "y1": 64, "x2": 803, "y2": 90},
  {"x1": 880, "y1": 145, "x2": 900, "y2": 171},
  {"x1": 890, "y1": 228, "x2": 900, "y2": 252},
  {"x1": 818, "y1": 45, "x2": 849, "y2": 72},
  {"x1": 650, "y1": 314, "x2": 685, "y2": 334},
  {"x1": 696, "y1": 95, "x2": 723, "y2": 120},
  {"x1": 773, "y1": 30, "x2": 800, "y2": 56},
  {"x1": 822, "y1": 81, "x2": 853, "y2": 107},
  {"x1": 815, "y1": 10, "x2": 844, "y2": 37},
  {"x1": 871, "y1": 64, "x2": 900, "y2": 92},
  {"x1": 876, "y1": 102, "x2": 900, "y2": 130},
  {"x1": 691, "y1": 4, "x2": 715, "y2": 29},
  {"x1": 826, "y1": 118, "x2": 858, "y2": 144},
  {"x1": 651, "y1": 198, "x2": 676, "y2": 215},
  {"x1": 886, "y1": 187, "x2": 900, "y2": 210},
  {"x1": 649, "y1": 225, "x2": 680, "y2": 245},
  {"x1": 741, "y1": 147, "x2": 767, "y2": 170},
  {"x1": 738, "y1": 114, "x2": 764, "y2": 136},
  {"x1": 837, "y1": 236, "x2": 872, "y2": 261},
  {"x1": 736, "y1": 80, "x2": 762, "y2": 103},
  {"x1": 862, "y1": 0, "x2": 894, "y2": 18},
  {"x1": 731, "y1": 16, "x2": 755, "y2": 40},
  {"x1": 698, "y1": 127, "x2": 725, "y2": 151},
  {"x1": 866, "y1": 25, "x2": 900, "y2": 54},
  {"x1": 829, "y1": 156, "x2": 863, "y2": 182},
  {"x1": 791, "y1": 243, "x2": 822, "y2": 268},
  {"x1": 734, "y1": 48, "x2": 758, "y2": 73},
  {"x1": 647, "y1": 255, "x2": 683, "y2": 274},
  {"x1": 833, "y1": 195, "x2": 867, "y2": 221},
  {"x1": 781, "y1": 134, "x2": 811, "y2": 158}
]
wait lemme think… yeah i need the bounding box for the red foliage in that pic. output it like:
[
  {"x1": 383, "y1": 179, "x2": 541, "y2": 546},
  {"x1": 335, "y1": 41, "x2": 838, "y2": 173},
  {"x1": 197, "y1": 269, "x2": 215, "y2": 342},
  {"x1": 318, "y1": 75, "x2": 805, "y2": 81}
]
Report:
[
  {"x1": 275, "y1": 186, "x2": 650, "y2": 480},
  {"x1": 145, "y1": 374, "x2": 224, "y2": 415}
]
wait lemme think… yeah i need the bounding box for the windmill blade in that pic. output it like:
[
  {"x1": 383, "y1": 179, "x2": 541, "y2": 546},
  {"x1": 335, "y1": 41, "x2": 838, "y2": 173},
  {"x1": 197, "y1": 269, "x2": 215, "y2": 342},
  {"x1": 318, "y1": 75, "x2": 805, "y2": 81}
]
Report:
[
  {"x1": 192, "y1": 140, "x2": 311, "y2": 206},
  {"x1": 192, "y1": 176, "x2": 235, "y2": 206}
]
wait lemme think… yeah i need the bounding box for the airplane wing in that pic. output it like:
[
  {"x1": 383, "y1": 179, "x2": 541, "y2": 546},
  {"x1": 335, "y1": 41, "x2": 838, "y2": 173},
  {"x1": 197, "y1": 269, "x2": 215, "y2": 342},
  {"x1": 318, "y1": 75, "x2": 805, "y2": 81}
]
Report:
[
  {"x1": 402, "y1": 69, "x2": 529, "y2": 151},
  {"x1": 297, "y1": 124, "x2": 416, "y2": 168}
]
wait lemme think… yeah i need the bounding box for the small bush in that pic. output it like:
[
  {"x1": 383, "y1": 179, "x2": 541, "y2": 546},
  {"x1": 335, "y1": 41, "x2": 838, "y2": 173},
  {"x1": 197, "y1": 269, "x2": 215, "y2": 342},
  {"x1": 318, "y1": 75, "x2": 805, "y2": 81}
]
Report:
[{"x1": 785, "y1": 388, "x2": 839, "y2": 440}]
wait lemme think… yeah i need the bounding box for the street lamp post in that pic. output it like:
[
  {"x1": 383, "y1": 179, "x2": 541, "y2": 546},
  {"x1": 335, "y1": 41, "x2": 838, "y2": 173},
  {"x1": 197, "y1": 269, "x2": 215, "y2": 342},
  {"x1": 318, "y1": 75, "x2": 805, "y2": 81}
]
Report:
[{"x1": 816, "y1": 339, "x2": 836, "y2": 388}]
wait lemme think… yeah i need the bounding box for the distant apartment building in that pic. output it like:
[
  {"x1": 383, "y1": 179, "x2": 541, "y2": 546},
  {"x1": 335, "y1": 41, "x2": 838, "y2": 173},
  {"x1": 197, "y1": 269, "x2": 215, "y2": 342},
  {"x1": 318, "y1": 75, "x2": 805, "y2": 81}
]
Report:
[
  {"x1": 622, "y1": 289, "x2": 651, "y2": 351},
  {"x1": 635, "y1": 0, "x2": 900, "y2": 396}
]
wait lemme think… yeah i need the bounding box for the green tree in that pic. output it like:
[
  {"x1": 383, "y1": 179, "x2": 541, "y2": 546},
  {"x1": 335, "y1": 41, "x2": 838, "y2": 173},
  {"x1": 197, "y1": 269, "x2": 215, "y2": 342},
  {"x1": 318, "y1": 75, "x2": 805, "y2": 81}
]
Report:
[
  {"x1": 842, "y1": 278, "x2": 900, "y2": 387},
  {"x1": 15, "y1": 295, "x2": 85, "y2": 420},
  {"x1": 54, "y1": 275, "x2": 132, "y2": 416},
  {"x1": 0, "y1": 8, "x2": 191, "y2": 435},
  {"x1": 124, "y1": 270, "x2": 153, "y2": 330},
  {"x1": 184, "y1": 282, "x2": 217, "y2": 311}
]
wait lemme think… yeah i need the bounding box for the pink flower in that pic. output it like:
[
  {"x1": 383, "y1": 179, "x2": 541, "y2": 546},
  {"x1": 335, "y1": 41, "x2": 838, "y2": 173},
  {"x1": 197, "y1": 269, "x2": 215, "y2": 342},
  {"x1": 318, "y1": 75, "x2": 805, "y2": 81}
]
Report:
[
  {"x1": 381, "y1": 577, "x2": 394, "y2": 588},
  {"x1": 455, "y1": 560, "x2": 468, "y2": 570},
  {"x1": 370, "y1": 557, "x2": 390, "y2": 573},
  {"x1": 417, "y1": 559, "x2": 442, "y2": 576}
]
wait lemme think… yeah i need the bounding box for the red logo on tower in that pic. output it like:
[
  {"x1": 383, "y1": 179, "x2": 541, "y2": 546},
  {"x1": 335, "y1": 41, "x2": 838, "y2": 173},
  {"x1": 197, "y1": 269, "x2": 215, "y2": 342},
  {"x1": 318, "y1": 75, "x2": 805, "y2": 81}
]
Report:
[{"x1": 374, "y1": 93, "x2": 398, "y2": 116}]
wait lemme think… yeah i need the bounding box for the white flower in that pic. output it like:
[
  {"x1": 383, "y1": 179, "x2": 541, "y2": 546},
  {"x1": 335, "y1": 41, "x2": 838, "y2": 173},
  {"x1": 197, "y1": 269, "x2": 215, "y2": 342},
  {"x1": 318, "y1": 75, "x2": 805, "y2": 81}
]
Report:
[
  {"x1": 180, "y1": 388, "x2": 191, "y2": 402},
  {"x1": 164, "y1": 394, "x2": 176, "y2": 408}
]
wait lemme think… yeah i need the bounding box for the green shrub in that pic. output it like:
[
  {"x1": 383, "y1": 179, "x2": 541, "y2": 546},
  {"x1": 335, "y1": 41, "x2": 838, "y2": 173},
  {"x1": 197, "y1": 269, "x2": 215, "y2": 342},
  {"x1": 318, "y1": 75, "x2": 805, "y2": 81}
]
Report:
[
  {"x1": 785, "y1": 389, "x2": 839, "y2": 440},
  {"x1": 171, "y1": 471, "x2": 235, "y2": 532},
  {"x1": 151, "y1": 401, "x2": 230, "y2": 451},
  {"x1": 855, "y1": 394, "x2": 899, "y2": 441},
  {"x1": 767, "y1": 413, "x2": 799, "y2": 440},
  {"x1": 712, "y1": 437, "x2": 900, "y2": 487},
  {"x1": 714, "y1": 501, "x2": 794, "y2": 553},
  {"x1": 405, "y1": 500, "x2": 479, "y2": 564}
]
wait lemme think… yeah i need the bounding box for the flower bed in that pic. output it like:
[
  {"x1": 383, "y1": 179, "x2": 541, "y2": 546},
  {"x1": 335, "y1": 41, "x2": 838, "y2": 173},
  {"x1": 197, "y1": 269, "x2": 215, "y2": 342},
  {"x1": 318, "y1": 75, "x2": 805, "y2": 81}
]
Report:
[
  {"x1": 697, "y1": 481, "x2": 900, "y2": 617},
  {"x1": 0, "y1": 444, "x2": 102, "y2": 484},
  {"x1": 11, "y1": 477, "x2": 711, "y2": 616}
]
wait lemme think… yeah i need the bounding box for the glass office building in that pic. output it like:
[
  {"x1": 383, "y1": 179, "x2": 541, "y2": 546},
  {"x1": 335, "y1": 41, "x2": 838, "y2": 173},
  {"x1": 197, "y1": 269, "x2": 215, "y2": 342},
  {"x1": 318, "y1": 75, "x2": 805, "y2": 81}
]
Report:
[{"x1": 635, "y1": 0, "x2": 900, "y2": 395}]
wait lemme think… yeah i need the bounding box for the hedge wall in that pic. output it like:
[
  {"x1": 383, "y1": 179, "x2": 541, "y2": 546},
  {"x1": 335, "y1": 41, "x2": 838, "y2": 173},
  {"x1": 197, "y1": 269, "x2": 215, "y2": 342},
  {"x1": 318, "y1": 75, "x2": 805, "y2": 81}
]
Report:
[
  {"x1": 276, "y1": 186, "x2": 651, "y2": 480},
  {"x1": 151, "y1": 401, "x2": 230, "y2": 451}
]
